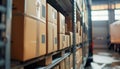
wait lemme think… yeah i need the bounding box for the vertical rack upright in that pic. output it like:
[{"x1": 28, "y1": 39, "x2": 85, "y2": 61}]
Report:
[{"x1": 0, "y1": 0, "x2": 12, "y2": 69}]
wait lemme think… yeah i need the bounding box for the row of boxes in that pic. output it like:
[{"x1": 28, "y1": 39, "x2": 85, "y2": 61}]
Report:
[
  {"x1": 52, "y1": 48, "x2": 82, "y2": 69},
  {"x1": 70, "y1": 48, "x2": 82, "y2": 69},
  {"x1": 46, "y1": 3, "x2": 57, "y2": 53},
  {"x1": 52, "y1": 57, "x2": 70, "y2": 69},
  {"x1": 11, "y1": 0, "x2": 83, "y2": 62},
  {"x1": 11, "y1": 0, "x2": 74, "y2": 61},
  {"x1": 11, "y1": 0, "x2": 47, "y2": 61}
]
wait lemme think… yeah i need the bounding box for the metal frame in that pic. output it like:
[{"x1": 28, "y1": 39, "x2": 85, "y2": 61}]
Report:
[
  {"x1": 0, "y1": 0, "x2": 12, "y2": 69},
  {"x1": 0, "y1": 0, "x2": 90, "y2": 69},
  {"x1": 72, "y1": 0, "x2": 77, "y2": 69}
]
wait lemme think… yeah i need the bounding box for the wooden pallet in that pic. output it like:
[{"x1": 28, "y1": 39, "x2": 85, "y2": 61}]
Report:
[{"x1": 11, "y1": 47, "x2": 71, "y2": 69}]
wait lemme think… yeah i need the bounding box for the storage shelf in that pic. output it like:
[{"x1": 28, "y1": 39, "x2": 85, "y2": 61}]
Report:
[{"x1": 11, "y1": 47, "x2": 71, "y2": 69}]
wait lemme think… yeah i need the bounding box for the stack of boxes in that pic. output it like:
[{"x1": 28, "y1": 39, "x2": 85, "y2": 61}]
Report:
[
  {"x1": 70, "y1": 48, "x2": 82, "y2": 69},
  {"x1": 11, "y1": 2, "x2": 83, "y2": 69},
  {"x1": 46, "y1": 4, "x2": 57, "y2": 53},
  {"x1": 57, "y1": 12, "x2": 66, "y2": 50},
  {"x1": 11, "y1": 0, "x2": 46, "y2": 61}
]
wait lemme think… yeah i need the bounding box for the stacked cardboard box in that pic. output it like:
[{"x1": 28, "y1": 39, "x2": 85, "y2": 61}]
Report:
[
  {"x1": 65, "y1": 57, "x2": 70, "y2": 69},
  {"x1": 110, "y1": 21, "x2": 120, "y2": 43},
  {"x1": 70, "y1": 54, "x2": 73, "y2": 69},
  {"x1": 57, "y1": 12, "x2": 66, "y2": 50},
  {"x1": 65, "y1": 16, "x2": 72, "y2": 33},
  {"x1": 46, "y1": 3, "x2": 57, "y2": 53},
  {"x1": 70, "y1": 49, "x2": 82, "y2": 69},
  {"x1": 76, "y1": 33, "x2": 80, "y2": 45},
  {"x1": 59, "y1": 60, "x2": 65, "y2": 69},
  {"x1": 52, "y1": 65, "x2": 60, "y2": 69},
  {"x1": 11, "y1": 0, "x2": 46, "y2": 61}
]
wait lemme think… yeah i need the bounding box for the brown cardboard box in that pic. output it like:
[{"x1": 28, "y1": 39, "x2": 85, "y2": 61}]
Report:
[
  {"x1": 65, "y1": 35, "x2": 68, "y2": 48},
  {"x1": 70, "y1": 54, "x2": 73, "y2": 68},
  {"x1": 70, "y1": 32, "x2": 73, "y2": 46},
  {"x1": 38, "y1": 21, "x2": 46, "y2": 56},
  {"x1": 13, "y1": 0, "x2": 46, "y2": 21},
  {"x1": 57, "y1": 12, "x2": 65, "y2": 34},
  {"x1": 65, "y1": 57, "x2": 70, "y2": 69},
  {"x1": 76, "y1": 21, "x2": 81, "y2": 33},
  {"x1": 59, "y1": 61, "x2": 65, "y2": 69},
  {"x1": 11, "y1": 16, "x2": 37, "y2": 61},
  {"x1": 110, "y1": 21, "x2": 120, "y2": 43},
  {"x1": 76, "y1": 33, "x2": 79, "y2": 45},
  {"x1": 68, "y1": 35, "x2": 70, "y2": 47},
  {"x1": 65, "y1": 16, "x2": 72, "y2": 33},
  {"x1": 46, "y1": 3, "x2": 57, "y2": 24},
  {"x1": 58, "y1": 34, "x2": 65, "y2": 50},
  {"x1": 53, "y1": 25, "x2": 58, "y2": 51},
  {"x1": 52, "y1": 65, "x2": 59, "y2": 69},
  {"x1": 46, "y1": 22, "x2": 54, "y2": 53},
  {"x1": 62, "y1": 35, "x2": 66, "y2": 49},
  {"x1": 12, "y1": 0, "x2": 46, "y2": 61}
]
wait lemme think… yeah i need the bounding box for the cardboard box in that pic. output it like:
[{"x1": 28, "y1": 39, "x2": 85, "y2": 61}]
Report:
[
  {"x1": 11, "y1": 16, "x2": 37, "y2": 61},
  {"x1": 76, "y1": 33, "x2": 79, "y2": 45},
  {"x1": 58, "y1": 34, "x2": 65, "y2": 50},
  {"x1": 46, "y1": 22, "x2": 54, "y2": 53},
  {"x1": 65, "y1": 16, "x2": 72, "y2": 33},
  {"x1": 59, "y1": 61, "x2": 65, "y2": 69},
  {"x1": 70, "y1": 54, "x2": 73, "y2": 68},
  {"x1": 65, "y1": 57, "x2": 70, "y2": 69},
  {"x1": 46, "y1": 3, "x2": 53, "y2": 23},
  {"x1": 70, "y1": 32, "x2": 73, "y2": 46},
  {"x1": 38, "y1": 21, "x2": 46, "y2": 56},
  {"x1": 76, "y1": 21, "x2": 81, "y2": 34},
  {"x1": 110, "y1": 21, "x2": 120, "y2": 43},
  {"x1": 57, "y1": 12, "x2": 65, "y2": 34},
  {"x1": 46, "y1": 3, "x2": 57, "y2": 24},
  {"x1": 53, "y1": 65, "x2": 59, "y2": 69},
  {"x1": 13, "y1": 0, "x2": 46, "y2": 21},
  {"x1": 68, "y1": 35, "x2": 70, "y2": 47},
  {"x1": 62, "y1": 35, "x2": 66, "y2": 49},
  {"x1": 53, "y1": 25, "x2": 58, "y2": 51}
]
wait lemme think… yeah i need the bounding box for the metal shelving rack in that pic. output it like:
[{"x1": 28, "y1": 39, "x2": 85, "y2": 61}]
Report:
[
  {"x1": 0, "y1": 0, "x2": 92, "y2": 69},
  {"x1": 0, "y1": 0, "x2": 12, "y2": 69}
]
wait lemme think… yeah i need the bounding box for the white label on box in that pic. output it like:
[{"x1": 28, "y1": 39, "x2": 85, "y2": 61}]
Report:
[{"x1": 36, "y1": 0, "x2": 41, "y2": 19}]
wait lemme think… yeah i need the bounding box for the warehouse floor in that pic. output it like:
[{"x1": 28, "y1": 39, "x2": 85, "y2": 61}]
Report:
[{"x1": 86, "y1": 48, "x2": 120, "y2": 69}]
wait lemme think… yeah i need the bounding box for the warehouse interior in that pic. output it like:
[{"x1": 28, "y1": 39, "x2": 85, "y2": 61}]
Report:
[{"x1": 0, "y1": 0, "x2": 120, "y2": 69}]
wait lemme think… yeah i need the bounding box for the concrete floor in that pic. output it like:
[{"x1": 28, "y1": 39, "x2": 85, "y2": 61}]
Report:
[{"x1": 86, "y1": 48, "x2": 120, "y2": 69}]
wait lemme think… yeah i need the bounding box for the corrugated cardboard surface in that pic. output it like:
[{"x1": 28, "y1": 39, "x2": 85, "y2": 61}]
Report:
[
  {"x1": 53, "y1": 25, "x2": 58, "y2": 51},
  {"x1": 62, "y1": 35, "x2": 66, "y2": 49},
  {"x1": 59, "y1": 61, "x2": 65, "y2": 69},
  {"x1": 38, "y1": 21, "x2": 46, "y2": 56},
  {"x1": 110, "y1": 22, "x2": 120, "y2": 43},
  {"x1": 76, "y1": 33, "x2": 79, "y2": 44},
  {"x1": 57, "y1": 12, "x2": 65, "y2": 34},
  {"x1": 52, "y1": 8, "x2": 57, "y2": 25},
  {"x1": 46, "y1": 3, "x2": 57, "y2": 24},
  {"x1": 53, "y1": 65, "x2": 60, "y2": 69},
  {"x1": 65, "y1": 16, "x2": 72, "y2": 33},
  {"x1": 11, "y1": 15, "x2": 37, "y2": 61},
  {"x1": 70, "y1": 32, "x2": 73, "y2": 46},
  {"x1": 58, "y1": 34, "x2": 64, "y2": 50},
  {"x1": 13, "y1": 0, "x2": 46, "y2": 21},
  {"x1": 65, "y1": 57, "x2": 70, "y2": 69},
  {"x1": 70, "y1": 54, "x2": 73, "y2": 68},
  {"x1": 76, "y1": 21, "x2": 81, "y2": 33},
  {"x1": 46, "y1": 22, "x2": 54, "y2": 53},
  {"x1": 46, "y1": 4, "x2": 53, "y2": 23}
]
